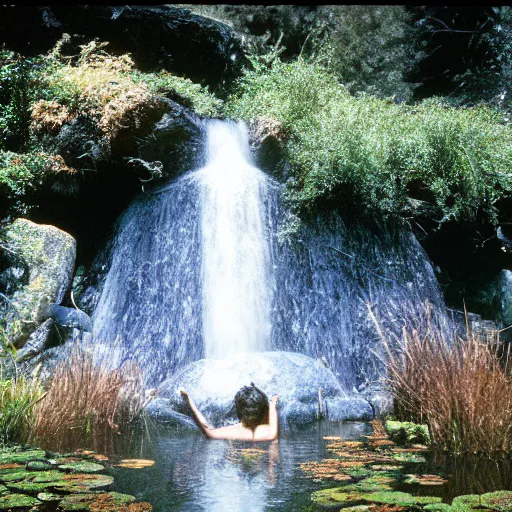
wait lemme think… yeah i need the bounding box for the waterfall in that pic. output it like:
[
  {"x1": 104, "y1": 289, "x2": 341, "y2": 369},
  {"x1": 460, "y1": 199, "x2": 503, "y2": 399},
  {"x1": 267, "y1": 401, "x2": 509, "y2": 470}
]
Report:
[
  {"x1": 195, "y1": 121, "x2": 272, "y2": 358},
  {"x1": 92, "y1": 119, "x2": 450, "y2": 389}
]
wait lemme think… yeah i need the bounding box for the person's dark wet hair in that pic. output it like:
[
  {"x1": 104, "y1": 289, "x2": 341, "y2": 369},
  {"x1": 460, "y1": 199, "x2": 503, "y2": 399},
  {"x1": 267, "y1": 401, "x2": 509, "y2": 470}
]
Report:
[{"x1": 235, "y1": 382, "x2": 269, "y2": 430}]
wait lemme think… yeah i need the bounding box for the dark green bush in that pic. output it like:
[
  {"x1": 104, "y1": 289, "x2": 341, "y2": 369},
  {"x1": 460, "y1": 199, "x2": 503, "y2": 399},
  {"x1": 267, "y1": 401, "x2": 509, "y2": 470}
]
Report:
[
  {"x1": 226, "y1": 58, "x2": 512, "y2": 224},
  {"x1": 0, "y1": 51, "x2": 43, "y2": 152}
]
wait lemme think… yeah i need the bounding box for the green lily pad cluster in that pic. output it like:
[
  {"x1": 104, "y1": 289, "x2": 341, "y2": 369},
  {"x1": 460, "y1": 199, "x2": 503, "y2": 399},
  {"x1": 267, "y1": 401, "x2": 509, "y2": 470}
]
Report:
[
  {"x1": 304, "y1": 421, "x2": 512, "y2": 511},
  {"x1": 0, "y1": 445, "x2": 153, "y2": 510}
]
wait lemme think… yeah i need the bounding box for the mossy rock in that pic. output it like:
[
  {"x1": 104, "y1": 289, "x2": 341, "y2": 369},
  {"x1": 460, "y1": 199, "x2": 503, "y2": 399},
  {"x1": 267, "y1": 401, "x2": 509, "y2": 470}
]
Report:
[
  {"x1": 4, "y1": 218, "x2": 76, "y2": 344},
  {"x1": 59, "y1": 491, "x2": 136, "y2": 511},
  {"x1": 0, "y1": 493, "x2": 41, "y2": 509},
  {"x1": 57, "y1": 461, "x2": 105, "y2": 474},
  {"x1": 385, "y1": 420, "x2": 430, "y2": 445},
  {"x1": 0, "y1": 449, "x2": 46, "y2": 465},
  {"x1": 480, "y1": 491, "x2": 512, "y2": 511},
  {"x1": 312, "y1": 488, "x2": 442, "y2": 509}
]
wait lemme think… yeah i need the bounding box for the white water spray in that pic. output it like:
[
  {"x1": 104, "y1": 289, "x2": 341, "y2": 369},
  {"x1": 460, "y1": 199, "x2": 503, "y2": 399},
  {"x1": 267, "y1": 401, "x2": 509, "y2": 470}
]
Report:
[{"x1": 194, "y1": 121, "x2": 272, "y2": 359}]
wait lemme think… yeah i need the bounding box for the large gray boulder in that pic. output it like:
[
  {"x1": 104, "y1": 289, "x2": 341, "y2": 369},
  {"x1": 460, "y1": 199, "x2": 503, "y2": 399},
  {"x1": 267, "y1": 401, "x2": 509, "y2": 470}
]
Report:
[
  {"x1": 4, "y1": 219, "x2": 76, "y2": 345},
  {"x1": 150, "y1": 351, "x2": 373, "y2": 428}
]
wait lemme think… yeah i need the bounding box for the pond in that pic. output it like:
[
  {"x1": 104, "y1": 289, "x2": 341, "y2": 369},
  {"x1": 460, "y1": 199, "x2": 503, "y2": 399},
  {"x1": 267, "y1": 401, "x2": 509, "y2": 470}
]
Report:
[
  {"x1": 106, "y1": 421, "x2": 512, "y2": 511},
  {"x1": 109, "y1": 421, "x2": 372, "y2": 512}
]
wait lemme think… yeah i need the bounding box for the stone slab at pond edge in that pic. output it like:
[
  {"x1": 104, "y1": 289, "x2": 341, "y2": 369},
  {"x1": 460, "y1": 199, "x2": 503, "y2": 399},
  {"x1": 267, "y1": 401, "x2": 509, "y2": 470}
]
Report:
[{"x1": 150, "y1": 351, "x2": 374, "y2": 428}]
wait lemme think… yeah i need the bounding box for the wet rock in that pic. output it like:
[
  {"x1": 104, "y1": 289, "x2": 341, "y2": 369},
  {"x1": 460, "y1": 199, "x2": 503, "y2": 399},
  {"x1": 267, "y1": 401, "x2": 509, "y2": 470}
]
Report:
[
  {"x1": 144, "y1": 399, "x2": 198, "y2": 430},
  {"x1": 42, "y1": 304, "x2": 92, "y2": 332},
  {"x1": 0, "y1": 244, "x2": 29, "y2": 296},
  {"x1": 15, "y1": 319, "x2": 54, "y2": 362},
  {"x1": 4, "y1": 219, "x2": 76, "y2": 345},
  {"x1": 0, "y1": 5, "x2": 245, "y2": 91},
  {"x1": 137, "y1": 101, "x2": 204, "y2": 180},
  {"x1": 151, "y1": 351, "x2": 373, "y2": 428},
  {"x1": 247, "y1": 116, "x2": 287, "y2": 178}
]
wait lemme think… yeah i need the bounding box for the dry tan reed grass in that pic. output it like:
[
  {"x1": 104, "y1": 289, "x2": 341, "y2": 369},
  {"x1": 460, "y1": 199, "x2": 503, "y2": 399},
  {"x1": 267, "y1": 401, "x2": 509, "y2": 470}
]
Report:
[
  {"x1": 33, "y1": 346, "x2": 147, "y2": 452},
  {"x1": 369, "y1": 303, "x2": 512, "y2": 454}
]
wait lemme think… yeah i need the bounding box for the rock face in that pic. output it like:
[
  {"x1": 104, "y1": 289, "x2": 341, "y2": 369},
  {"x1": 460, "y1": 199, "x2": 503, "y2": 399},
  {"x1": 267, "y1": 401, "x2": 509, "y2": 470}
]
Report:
[
  {"x1": 0, "y1": 5, "x2": 245, "y2": 91},
  {"x1": 4, "y1": 219, "x2": 76, "y2": 345},
  {"x1": 42, "y1": 304, "x2": 92, "y2": 332},
  {"x1": 150, "y1": 351, "x2": 373, "y2": 428}
]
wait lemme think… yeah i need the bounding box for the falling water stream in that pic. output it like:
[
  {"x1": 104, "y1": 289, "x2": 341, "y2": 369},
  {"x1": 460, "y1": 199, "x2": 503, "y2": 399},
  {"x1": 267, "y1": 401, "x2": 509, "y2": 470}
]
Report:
[{"x1": 196, "y1": 121, "x2": 272, "y2": 358}]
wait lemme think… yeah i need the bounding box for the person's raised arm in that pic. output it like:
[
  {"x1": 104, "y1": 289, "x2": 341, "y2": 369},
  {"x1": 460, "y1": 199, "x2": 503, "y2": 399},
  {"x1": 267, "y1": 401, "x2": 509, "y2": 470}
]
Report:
[
  {"x1": 180, "y1": 389, "x2": 214, "y2": 437},
  {"x1": 266, "y1": 395, "x2": 279, "y2": 441}
]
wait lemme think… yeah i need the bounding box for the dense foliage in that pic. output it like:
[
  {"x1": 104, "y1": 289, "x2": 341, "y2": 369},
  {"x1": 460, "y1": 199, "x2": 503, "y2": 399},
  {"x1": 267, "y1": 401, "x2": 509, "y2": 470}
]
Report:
[
  {"x1": 226, "y1": 58, "x2": 512, "y2": 225},
  {"x1": 0, "y1": 37, "x2": 220, "y2": 216}
]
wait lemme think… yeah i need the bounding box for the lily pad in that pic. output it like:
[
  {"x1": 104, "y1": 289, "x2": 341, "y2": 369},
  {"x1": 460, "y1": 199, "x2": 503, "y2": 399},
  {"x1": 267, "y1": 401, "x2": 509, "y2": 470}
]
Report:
[
  {"x1": 53, "y1": 473, "x2": 114, "y2": 493},
  {"x1": 59, "y1": 492, "x2": 136, "y2": 511},
  {"x1": 480, "y1": 491, "x2": 512, "y2": 511},
  {"x1": 312, "y1": 488, "x2": 442, "y2": 508},
  {"x1": 26, "y1": 460, "x2": 56, "y2": 471},
  {"x1": 115, "y1": 459, "x2": 155, "y2": 469},
  {"x1": 0, "y1": 450, "x2": 46, "y2": 465},
  {"x1": 0, "y1": 493, "x2": 41, "y2": 509},
  {"x1": 404, "y1": 474, "x2": 448, "y2": 486},
  {"x1": 58, "y1": 461, "x2": 105, "y2": 473}
]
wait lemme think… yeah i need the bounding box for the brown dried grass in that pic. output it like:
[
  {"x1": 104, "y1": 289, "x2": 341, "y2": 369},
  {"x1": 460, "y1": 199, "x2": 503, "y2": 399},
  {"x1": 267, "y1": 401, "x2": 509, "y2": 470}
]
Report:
[
  {"x1": 370, "y1": 303, "x2": 512, "y2": 454},
  {"x1": 32, "y1": 346, "x2": 147, "y2": 452}
]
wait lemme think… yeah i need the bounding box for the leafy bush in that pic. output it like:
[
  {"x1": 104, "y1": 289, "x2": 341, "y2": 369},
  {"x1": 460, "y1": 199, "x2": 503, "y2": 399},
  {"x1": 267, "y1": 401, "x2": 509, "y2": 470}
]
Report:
[
  {"x1": 226, "y1": 57, "x2": 512, "y2": 225},
  {"x1": 0, "y1": 51, "x2": 43, "y2": 151},
  {"x1": 33, "y1": 37, "x2": 221, "y2": 142},
  {"x1": 133, "y1": 71, "x2": 222, "y2": 117},
  {"x1": 0, "y1": 151, "x2": 74, "y2": 216},
  {"x1": 373, "y1": 305, "x2": 512, "y2": 454}
]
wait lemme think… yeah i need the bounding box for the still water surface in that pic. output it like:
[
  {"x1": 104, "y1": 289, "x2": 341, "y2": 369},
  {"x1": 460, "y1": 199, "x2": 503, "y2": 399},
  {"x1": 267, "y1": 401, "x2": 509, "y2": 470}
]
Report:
[{"x1": 110, "y1": 422, "x2": 371, "y2": 512}]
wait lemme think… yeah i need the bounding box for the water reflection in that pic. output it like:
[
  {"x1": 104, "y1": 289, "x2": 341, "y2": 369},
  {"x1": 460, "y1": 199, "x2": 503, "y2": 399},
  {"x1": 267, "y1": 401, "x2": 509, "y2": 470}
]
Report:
[{"x1": 111, "y1": 421, "x2": 371, "y2": 512}]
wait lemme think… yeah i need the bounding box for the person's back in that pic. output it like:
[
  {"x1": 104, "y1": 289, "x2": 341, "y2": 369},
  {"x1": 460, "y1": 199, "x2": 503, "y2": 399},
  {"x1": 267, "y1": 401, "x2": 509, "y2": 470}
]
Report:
[{"x1": 181, "y1": 383, "x2": 279, "y2": 441}]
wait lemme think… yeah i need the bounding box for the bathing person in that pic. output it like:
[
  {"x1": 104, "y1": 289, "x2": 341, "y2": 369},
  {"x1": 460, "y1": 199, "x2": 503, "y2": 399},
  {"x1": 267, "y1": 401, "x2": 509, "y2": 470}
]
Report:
[{"x1": 180, "y1": 382, "x2": 279, "y2": 441}]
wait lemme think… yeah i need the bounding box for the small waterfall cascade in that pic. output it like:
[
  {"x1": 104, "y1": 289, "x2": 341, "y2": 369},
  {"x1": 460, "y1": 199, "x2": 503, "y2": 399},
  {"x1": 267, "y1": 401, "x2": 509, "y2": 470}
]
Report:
[
  {"x1": 92, "y1": 118, "x2": 451, "y2": 389},
  {"x1": 92, "y1": 120, "x2": 275, "y2": 383},
  {"x1": 196, "y1": 121, "x2": 272, "y2": 359}
]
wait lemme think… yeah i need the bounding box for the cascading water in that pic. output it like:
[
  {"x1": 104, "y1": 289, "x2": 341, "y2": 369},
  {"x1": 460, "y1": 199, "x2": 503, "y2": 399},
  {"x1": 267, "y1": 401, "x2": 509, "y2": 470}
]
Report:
[
  {"x1": 92, "y1": 120, "x2": 275, "y2": 383},
  {"x1": 196, "y1": 121, "x2": 272, "y2": 358},
  {"x1": 92, "y1": 118, "x2": 451, "y2": 394}
]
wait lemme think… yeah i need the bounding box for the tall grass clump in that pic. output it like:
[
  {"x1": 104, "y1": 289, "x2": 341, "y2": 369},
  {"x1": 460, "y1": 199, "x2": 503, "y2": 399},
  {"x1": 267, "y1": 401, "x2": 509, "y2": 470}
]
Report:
[
  {"x1": 33, "y1": 346, "x2": 148, "y2": 452},
  {"x1": 371, "y1": 305, "x2": 512, "y2": 454},
  {"x1": 226, "y1": 57, "x2": 512, "y2": 225},
  {"x1": 0, "y1": 362, "x2": 44, "y2": 445}
]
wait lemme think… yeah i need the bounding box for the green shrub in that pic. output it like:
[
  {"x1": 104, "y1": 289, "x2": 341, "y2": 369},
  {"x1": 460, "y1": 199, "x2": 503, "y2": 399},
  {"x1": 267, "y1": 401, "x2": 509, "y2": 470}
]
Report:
[
  {"x1": 385, "y1": 420, "x2": 430, "y2": 445},
  {"x1": 133, "y1": 71, "x2": 222, "y2": 117},
  {"x1": 0, "y1": 51, "x2": 43, "y2": 152},
  {"x1": 0, "y1": 151, "x2": 74, "y2": 216},
  {"x1": 0, "y1": 369, "x2": 43, "y2": 445},
  {"x1": 226, "y1": 57, "x2": 512, "y2": 225}
]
